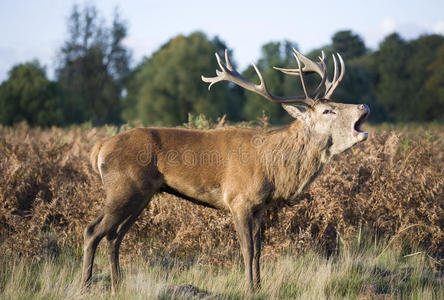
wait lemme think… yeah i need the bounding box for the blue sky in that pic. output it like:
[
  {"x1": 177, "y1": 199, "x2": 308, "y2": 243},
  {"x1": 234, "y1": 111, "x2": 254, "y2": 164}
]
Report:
[{"x1": 1, "y1": 0, "x2": 444, "y2": 82}]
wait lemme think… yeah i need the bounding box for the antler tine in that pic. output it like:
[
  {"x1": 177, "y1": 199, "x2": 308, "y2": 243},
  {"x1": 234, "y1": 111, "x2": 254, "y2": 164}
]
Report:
[
  {"x1": 273, "y1": 48, "x2": 328, "y2": 100},
  {"x1": 324, "y1": 53, "x2": 345, "y2": 99},
  {"x1": 202, "y1": 53, "x2": 224, "y2": 90},
  {"x1": 337, "y1": 53, "x2": 345, "y2": 82},
  {"x1": 215, "y1": 51, "x2": 226, "y2": 71},
  {"x1": 202, "y1": 49, "x2": 315, "y2": 106},
  {"x1": 293, "y1": 53, "x2": 309, "y2": 99},
  {"x1": 332, "y1": 54, "x2": 339, "y2": 85},
  {"x1": 323, "y1": 54, "x2": 337, "y2": 97},
  {"x1": 319, "y1": 50, "x2": 326, "y2": 62},
  {"x1": 251, "y1": 63, "x2": 267, "y2": 90},
  {"x1": 312, "y1": 51, "x2": 328, "y2": 99},
  {"x1": 224, "y1": 49, "x2": 234, "y2": 71}
]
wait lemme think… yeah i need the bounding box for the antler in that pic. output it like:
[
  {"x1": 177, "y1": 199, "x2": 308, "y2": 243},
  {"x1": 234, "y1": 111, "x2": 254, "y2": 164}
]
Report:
[
  {"x1": 202, "y1": 49, "x2": 315, "y2": 106},
  {"x1": 274, "y1": 49, "x2": 345, "y2": 100},
  {"x1": 324, "y1": 52, "x2": 345, "y2": 99}
]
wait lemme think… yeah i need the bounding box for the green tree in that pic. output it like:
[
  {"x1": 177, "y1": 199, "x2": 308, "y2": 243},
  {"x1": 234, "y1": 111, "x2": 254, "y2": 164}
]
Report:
[
  {"x1": 124, "y1": 32, "x2": 242, "y2": 126},
  {"x1": 0, "y1": 61, "x2": 63, "y2": 126},
  {"x1": 407, "y1": 34, "x2": 444, "y2": 121},
  {"x1": 374, "y1": 33, "x2": 444, "y2": 121},
  {"x1": 373, "y1": 33, "x2": 410, "y2": 121},
  {"x1": 121, "y1": 59, "x2": 146, "y2": 122},
  {"x1": 425, "y1": 43, "x2": 444, "y2": 121},
  {"x1": 332, "y1": 30, "x2": 366, "y2": 60},
  {"x1": 56, "y1": 4, "x2": 131, "y2": 125},
  {"x1": 242, "y1": 40, "x2": 300, "y2": 123}
]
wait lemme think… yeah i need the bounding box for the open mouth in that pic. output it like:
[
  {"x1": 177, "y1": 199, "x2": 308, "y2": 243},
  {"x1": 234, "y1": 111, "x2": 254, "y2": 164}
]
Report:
[{"x1": 353, "y1": 111, "x2": 369, "y2": 137}]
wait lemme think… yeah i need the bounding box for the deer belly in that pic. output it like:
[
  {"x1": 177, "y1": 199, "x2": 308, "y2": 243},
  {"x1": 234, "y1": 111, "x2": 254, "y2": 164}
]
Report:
[{"x1": 161, "y1": 177, "x2": 225, "y2": 210}]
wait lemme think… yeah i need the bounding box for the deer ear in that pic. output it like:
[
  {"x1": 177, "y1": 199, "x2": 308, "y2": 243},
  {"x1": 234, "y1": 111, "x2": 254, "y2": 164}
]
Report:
[{"x1": 282, "y1": 104, "x2": 309, "y2": 120}]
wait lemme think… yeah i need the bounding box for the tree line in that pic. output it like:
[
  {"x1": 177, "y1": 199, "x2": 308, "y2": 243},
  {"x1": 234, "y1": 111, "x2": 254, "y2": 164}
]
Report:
[{"x1": 1, "y1": 4, "x2": 444, "y2": 127}]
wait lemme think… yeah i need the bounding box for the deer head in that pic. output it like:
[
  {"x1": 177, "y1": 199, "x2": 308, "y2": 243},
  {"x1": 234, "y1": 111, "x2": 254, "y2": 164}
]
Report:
[{"x1": 202, "y1": 49, "x2": 370, "y2": 157}]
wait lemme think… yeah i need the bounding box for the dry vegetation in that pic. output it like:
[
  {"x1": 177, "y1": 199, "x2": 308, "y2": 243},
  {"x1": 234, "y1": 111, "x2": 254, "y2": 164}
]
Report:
[{"x1": 0, "y1": 119, "x2": 443, "y2": 297}]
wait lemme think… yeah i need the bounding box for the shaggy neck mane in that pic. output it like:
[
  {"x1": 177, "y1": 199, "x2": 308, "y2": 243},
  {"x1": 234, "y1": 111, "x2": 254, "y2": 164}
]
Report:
[{"x1": 259, "y1": 120, "x2": 330, "y2": 200}]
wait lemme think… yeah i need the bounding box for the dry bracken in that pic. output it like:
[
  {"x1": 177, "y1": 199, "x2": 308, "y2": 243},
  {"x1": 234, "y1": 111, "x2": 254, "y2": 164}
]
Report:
[{"x1": 0, "y1": 122, "x2": 443, "y2": 264}]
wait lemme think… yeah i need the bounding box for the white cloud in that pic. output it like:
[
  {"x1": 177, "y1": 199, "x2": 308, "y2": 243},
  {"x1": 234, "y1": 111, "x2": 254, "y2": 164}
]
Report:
[
  {"x1": 380, "y1": 18, "x2": 396, "y2": 35},
  {"x1": 366, "y1": 17, "x2": 443, "y2": 50},
  {"x1": 364, "y1": 18, "x2": 398, "y2": 50},
  {"x1": 433, "y1": 21, "x2": 444, "y2": 34},
  {"x1": 0, "y1": 46, "x2": 18, "y2": 83}
]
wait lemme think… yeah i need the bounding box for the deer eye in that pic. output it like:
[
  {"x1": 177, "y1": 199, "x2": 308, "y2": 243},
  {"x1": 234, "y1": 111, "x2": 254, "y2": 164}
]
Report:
[{"x1": 323, "y1": 109, "x2": 335, "y2": 114}]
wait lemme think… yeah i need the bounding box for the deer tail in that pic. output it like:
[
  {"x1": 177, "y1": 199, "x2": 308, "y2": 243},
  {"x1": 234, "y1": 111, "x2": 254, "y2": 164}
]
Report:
[{"x1": 90, "y1": 140, "x2": 105, "y2": 174}]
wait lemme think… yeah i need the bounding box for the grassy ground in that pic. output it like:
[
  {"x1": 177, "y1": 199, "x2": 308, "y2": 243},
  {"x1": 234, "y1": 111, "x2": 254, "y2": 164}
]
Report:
[{"x1": 1, "y1": 235, "x2": 443, "y2": 299}]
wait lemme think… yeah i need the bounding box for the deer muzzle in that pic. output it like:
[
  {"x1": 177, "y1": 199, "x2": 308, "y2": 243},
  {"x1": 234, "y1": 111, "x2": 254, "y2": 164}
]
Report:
[{"x1": 353, "y1": 104, "x2": 370, "y2": 141}]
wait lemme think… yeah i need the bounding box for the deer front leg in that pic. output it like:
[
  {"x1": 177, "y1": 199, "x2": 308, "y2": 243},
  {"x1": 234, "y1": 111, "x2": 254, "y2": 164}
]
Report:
[
  {"x1": 232, "y1": 207, "x2": 254, "y2": 293},
  {"x1": 252, "y1": 209, "x2": 264, "y2": 290}
]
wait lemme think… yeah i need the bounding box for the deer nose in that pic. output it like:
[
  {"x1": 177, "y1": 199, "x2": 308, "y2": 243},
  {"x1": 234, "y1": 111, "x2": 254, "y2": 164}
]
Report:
[{"x1": 358, "y1": 104, "x2": 369, "y2": 112}]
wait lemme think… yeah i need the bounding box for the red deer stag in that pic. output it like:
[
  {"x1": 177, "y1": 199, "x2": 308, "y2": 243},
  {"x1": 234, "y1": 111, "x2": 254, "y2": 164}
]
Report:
[{"x1": 81, "y1": 49, "x2": 369, "y2": 293}]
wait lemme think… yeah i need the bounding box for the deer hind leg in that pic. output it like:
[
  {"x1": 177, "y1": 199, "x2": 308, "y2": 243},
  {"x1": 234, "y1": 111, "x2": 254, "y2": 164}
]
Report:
[
  {"x1": 81, "y1": 210, "x2": 122, "y2": 289},
  {"x1": 106, "y1": 192, "x2": 154, "y2": 292},
  {"x1": 81, "y1": 182, "x2": 155, "y2": 290},
  {"x1": 81, "y1": 214, "x2": 104, "y2": 288}
]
